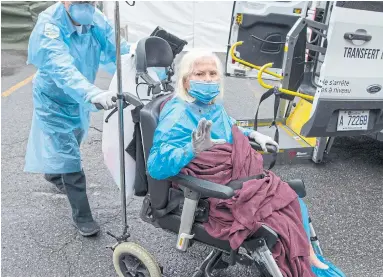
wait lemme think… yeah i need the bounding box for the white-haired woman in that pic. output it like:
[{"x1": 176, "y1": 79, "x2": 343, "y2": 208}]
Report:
[
  {"x1": 147, "y1": 49, "x2": 278, "y2": 179},
  {"x1": 147, "y1": 49, "x2": 344, "y2": 277}
]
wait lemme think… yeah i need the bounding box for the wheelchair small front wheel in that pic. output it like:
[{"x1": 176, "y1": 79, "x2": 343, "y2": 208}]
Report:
[{"x1": 113, "y1": 242, "x2": 162, "y2": 277}]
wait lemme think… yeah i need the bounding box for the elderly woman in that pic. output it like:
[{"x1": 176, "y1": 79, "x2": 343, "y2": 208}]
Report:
[{"x1": 147, "y1": 49, "x2": 344, "y2": 277}]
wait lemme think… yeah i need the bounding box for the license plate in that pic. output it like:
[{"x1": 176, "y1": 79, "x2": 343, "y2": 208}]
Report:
[{"x1": 337, "y1": 110, "x2": 369, "y2": 131}]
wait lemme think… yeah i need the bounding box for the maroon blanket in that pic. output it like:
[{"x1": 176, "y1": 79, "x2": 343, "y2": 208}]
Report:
[{"x1": 179, "y1": 126, "x2": 315, "y2": 277}]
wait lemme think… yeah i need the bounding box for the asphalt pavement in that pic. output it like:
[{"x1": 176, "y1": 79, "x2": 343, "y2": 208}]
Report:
[{"x1": 1, "y1": 50, "x2": 383, "y2": 277}]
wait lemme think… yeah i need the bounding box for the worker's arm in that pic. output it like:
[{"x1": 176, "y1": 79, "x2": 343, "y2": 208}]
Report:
[
  {"x1": 28, "y1": 22, "x2": 103, "y2": 105},
  {"x1": 94, "y1": 10, "x2": 131, "y2": 75}
]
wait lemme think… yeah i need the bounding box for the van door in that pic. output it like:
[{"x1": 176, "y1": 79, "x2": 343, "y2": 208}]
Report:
[
  {"x1": 319, "y1": 1, "x2": 383, "y2": 100},
  {"x1": 303, "y1": 1, "x2": 383, "y2": 140},
  {"x1": 225, "y1": 1, "x2": 307, "y2": 80}
]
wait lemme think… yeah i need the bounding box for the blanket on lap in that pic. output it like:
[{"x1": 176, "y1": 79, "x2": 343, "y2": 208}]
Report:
[{"x1": 178, "y1": 126, "x2": 315, "y2": 277}]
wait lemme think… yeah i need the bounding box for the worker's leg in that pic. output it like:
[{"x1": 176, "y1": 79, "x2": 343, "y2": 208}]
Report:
[
  {"x1": 44, "y1": 173, "x2": 66, "y2": 194},
  {"x1": 62, "y1": 170, "x2": 100, "y2": 236}
]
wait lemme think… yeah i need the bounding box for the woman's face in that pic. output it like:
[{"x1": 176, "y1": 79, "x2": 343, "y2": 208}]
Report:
[{"x1": 183, "y1": 57, "x2": 220, "y2": 91}]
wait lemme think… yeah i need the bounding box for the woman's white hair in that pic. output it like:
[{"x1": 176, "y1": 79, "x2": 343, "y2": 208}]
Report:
[{"x1": 175, "y1": 49, "x2": 224, "y2": 103}]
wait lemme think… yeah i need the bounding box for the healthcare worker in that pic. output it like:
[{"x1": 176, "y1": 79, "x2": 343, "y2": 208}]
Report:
[{"x1": 24, "y1": 1, "x2": 130, "y2": 236}]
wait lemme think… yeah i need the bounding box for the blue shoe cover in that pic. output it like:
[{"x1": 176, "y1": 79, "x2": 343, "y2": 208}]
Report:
[{"x1": 311, "y1": 254, "x2": 346, "y2": 277}]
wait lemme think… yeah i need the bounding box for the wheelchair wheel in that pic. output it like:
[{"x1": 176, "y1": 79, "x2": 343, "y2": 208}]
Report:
[{"x1": 113, "y1": 242, "x2": 162, "y2": 277}]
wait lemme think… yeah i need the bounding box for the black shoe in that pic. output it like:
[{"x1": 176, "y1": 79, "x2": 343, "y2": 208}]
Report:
[{"x1": 75, "y1": 220, "x2": 100, "y2": 237}]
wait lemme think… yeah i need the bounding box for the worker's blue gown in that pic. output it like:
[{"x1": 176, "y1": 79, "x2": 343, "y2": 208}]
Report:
[{"x1": 24, "y1": 3, "x2": 130, "y2": 174}]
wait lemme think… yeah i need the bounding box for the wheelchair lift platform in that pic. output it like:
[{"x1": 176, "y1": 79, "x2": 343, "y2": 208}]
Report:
[{"x1": 238, "y1": 120, "x2": 315, "y2": 165}]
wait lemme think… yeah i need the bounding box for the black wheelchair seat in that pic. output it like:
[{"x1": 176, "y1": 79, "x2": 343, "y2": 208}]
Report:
[
  {"x1": 141, "y1": 94, "x2": 174, "y2": 210},
  {"x1": 139, "y1": 94, "x2": 307, "y2": 255}
]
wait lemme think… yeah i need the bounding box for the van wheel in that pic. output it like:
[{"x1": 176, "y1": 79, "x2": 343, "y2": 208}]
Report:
[{"x1": 113, "y1": 242, "x2": 162, "y2": 277}]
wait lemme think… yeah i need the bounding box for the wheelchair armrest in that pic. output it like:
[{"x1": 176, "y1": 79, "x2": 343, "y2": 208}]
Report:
[
  {"x1": 286, "y1": 179, "x2": 306, "y2": 198},
  {"x1": 168, "y1": 174, "x2": 235, "y2": 199},
  {"x1": 249, "y1": 139, "x2": 278, "y2": 153}
]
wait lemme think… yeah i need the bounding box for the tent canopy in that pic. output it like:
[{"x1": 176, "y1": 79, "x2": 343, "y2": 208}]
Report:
[{"x1": 103, "y1": 1, "x2": 234, "y2": 53}]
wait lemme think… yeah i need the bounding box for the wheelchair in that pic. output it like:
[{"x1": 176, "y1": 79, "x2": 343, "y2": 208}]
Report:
[{"x1": 110, "y1": 35, "x2": 323, "y2": 277}]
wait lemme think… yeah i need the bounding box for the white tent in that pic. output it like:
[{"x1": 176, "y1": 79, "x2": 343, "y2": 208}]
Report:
[{"x1": 103, "y1": 1, "x2": 234, "y2": 52}]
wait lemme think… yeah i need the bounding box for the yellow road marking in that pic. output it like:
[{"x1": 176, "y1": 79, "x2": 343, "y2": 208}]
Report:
[{"x1": 2, "y1": 74, "x2": 35, "y2": 97}]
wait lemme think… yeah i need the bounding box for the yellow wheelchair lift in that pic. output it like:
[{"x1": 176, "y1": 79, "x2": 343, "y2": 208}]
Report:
[
  {"x1": 229, "y1": 41, "x2": 284, "y2": 80},
  {"x1": 229, "y1": 7, "x2": 383, "y2": 165},
  {"x1": 257, "y1": 63, "x2": 317, "y2": 147},
  {"x1": 230, "y1": 42, "x2": 320, "y2": 165}
]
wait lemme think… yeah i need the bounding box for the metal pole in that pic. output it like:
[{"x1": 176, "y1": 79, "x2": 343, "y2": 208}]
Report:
[{"x1": 114, "y1": 1, "x2": 127, "y2": 229}]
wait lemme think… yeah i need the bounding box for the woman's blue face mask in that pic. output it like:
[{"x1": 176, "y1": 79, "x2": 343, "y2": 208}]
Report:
[
  {"x1": 188, "y1": 80, "x2": 220, "y2": 104},
  {"x1": 68, "y1": 3, "x2": 95, "y2": 26}
]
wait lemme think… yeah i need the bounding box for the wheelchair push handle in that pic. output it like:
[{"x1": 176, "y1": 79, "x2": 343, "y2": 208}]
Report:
[
  {"x1": 104, "y1": 93, "x2": 142, "y2": 123},
  {"x1": 94, "y1": 103, "x2": 104, "y2": 110},
  {"x1": 112, "y1": 92, "x2": 143, "y2": 107},
  {"x1": 94, "y1": 95, "x2": 119, "y2": 110}
]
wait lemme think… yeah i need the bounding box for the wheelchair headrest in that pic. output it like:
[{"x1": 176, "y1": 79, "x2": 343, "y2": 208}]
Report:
[
  {"x1": 135, "y1": 37, "x2": 174, "y2": 75},
  {"x1": 150, "y1": 26, "x2": 188, "y2": 57}
]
